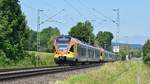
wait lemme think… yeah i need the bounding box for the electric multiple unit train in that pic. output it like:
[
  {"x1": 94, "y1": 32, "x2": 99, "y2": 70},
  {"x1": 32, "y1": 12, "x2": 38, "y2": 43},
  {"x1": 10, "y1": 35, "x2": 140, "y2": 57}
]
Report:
[{"x1": 53, "y1": 35, "x2": 117, "y2": 65}]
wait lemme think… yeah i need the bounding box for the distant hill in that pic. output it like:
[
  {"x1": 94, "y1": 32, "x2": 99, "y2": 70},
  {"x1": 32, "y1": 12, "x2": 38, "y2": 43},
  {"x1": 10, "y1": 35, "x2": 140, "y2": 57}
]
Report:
[{"x1": 112, "y1": 43, "x2": 143, "y2": 49}]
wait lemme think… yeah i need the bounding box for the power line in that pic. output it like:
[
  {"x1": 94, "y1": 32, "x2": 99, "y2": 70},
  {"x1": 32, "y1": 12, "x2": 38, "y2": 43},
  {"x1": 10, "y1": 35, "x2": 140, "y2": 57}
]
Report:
[
  {"x1": 42, "y1": 0, "x2": 57, "y2": 10},
  {"x1": 36, "y1": 9, "x2": 65, "y2": 51},
  {"x1": 40, "y1": 9, "x2": 65, "y2": 25},
  {"x1": 78, "y1": 0, "x2": 89, "y2": 9},
  {"x1": 21, "y1": 2, "x2": 52, "y2": 18},
  {"x1": 113, "y1": 9, "x2": 120, "y2": 52},
  {"x1": 77, "y1": 0, "x2": 121, "y2": 52},
  {"x1": 63, "y1": 0, "x2": 86, "y2": 20},
  {"x1": 20, "y1": 1, "x2": 37, "y2": 11},
  {"x1": 37, "y1": 9, "x2": 44, "y2": 51},
  {"x1": 92, "y1": 8, "x2": 116, "y2": 23},
  {"x1": 63, "y1": 10, "x2": 75, "y2": 23},
  {"x1": 77, "y1": 0, "x2": 107, "y2": 25}
]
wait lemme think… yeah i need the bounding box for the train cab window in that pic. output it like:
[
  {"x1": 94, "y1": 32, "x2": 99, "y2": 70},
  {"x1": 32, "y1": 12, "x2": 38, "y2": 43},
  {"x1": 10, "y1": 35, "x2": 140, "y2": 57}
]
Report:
[
  {"x1": 100, "y1": 52, "x2": 103, "y2": 56},
  {"x1": 70, "y1": 46, "x2": 74, "y2": 52},
  {"x1": 53, "y1": 46, "x2": 55, "y2": 50}
]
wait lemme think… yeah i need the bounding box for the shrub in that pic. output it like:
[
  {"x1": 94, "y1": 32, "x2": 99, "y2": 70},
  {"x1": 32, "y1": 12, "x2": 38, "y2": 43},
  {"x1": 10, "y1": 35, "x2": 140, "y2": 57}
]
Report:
[
  {"x1": 143, "y1": 53, "x2": 150, "y2": 65},
  {"x1": 143, "y1": 40, "x2": 150, "y2": 65}
]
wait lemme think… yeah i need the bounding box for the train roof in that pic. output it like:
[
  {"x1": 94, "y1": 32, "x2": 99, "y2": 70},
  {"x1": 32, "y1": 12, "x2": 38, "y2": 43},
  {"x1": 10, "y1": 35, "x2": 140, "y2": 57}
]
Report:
[{"x1": 55, "y1": 35, "x2": 115, "y2": 54}]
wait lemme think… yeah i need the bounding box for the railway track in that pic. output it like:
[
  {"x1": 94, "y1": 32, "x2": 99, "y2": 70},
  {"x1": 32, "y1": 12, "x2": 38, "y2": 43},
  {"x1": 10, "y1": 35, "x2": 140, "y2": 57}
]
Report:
[
  {"x1": 0, "y1": 65, "x2": 60, "y2": 72},
  {"x1": 0, "y1": 64, "x2": 100, "y2": 81}
]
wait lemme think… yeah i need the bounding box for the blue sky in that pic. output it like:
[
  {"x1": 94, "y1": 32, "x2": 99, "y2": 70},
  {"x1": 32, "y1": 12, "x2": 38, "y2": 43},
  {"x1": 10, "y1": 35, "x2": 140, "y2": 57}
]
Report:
[{"x1": 20, "y1": 0, "x2": 150, "y2": 44}]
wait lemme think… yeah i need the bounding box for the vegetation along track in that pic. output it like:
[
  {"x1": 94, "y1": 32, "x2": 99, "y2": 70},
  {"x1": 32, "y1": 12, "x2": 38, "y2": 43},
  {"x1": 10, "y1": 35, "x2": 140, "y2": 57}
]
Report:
[{"x1": 0, "y1": 64, "x2": 101, "y2": 81}]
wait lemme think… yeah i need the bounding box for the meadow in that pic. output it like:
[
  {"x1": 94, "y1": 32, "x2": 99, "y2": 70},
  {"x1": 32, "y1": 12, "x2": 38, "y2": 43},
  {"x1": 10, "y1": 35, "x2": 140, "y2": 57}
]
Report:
[
  {"x1": 0, "y1": 51, "x2": 55, "y2": 69},
  {"x1": 56, "y1": 61, "x2": 150, "y2": 84}
]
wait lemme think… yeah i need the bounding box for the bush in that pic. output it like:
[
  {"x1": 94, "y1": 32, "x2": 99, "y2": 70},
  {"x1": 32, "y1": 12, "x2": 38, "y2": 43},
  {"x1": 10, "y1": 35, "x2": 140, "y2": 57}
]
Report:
[
  {"x1": 143, "y1": 40, "x2": 150, "y2": 65},
  {"x1": 143, "y1": 53, "x2": 150, "y2": 65},
  {"x1": 0, "y1": 50, "x2": 7, "y2": 67}
]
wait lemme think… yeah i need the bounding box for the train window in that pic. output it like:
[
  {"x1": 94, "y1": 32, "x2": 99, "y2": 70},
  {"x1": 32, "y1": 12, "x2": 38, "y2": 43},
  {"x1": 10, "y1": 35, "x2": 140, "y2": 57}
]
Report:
[
  {"x1": 91, "y1": 49, "x2": 93, "y2": 58},
  {"x1": 90, "y1": 49, "x2": 92, "y2": 58},
  {"x1": 100, "y1": 52, "x2": 103, "y2": 56},
  {"x1": 89, "y1": 49, "x2": 91, "y2": 58},
  {"x1": 96, "y1": 50, "x2": 99, "y2": 58},
  {"x1": 57, "y1": 44, "x2": 68, "y2": 49},
  {"x1": 83, "y1": 47, "x2": 86, "y2": 57},
  {"x1": 80, "y1": 47, "x2": 82, "y2": 56},
  {"x1": 77, "y1": 45, "x2": 81, "y2": 56},
  {"x1": 88, "y1": 48, "x2": 90, "y2": 58},
  {"x1": 70, "y1": 45, "x2": 74, "y2": 52},
  {"x1": 81, "y1": 47, "x2": 83, "y2": 56},
  {"x1": 95, "y1": 50, "x2": 97, "y2": 58}
]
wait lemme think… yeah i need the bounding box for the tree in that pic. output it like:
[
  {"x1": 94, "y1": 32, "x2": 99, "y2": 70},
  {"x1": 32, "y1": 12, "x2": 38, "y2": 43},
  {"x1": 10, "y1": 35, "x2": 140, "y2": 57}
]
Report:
[
  {"x1": 25, "y1": 29, "x2": 37, "y2": 51},
  {"x1": 96, "y1": 31, "x2": 113, "y2": 51},
  {"x1": 69, "y1": 21, "x2": 95, "y2": 45},
  {"x1": 119, "y1": 45, "x2": 129, "y2": 60},
  {"x1": 40, "y1": 27, "x2": 60, "y2": 52},
  {"x1": 0, "y1": 0, "x2": 29, "y2": 63},
  {"x1": 24, "y1": 27, "x2": 60, "y2": 52},
  {"x1": 130, "y1": 48, "x2": 142, "y2": 58},
  {"x1": 143, "y1": 40, "x2": 150, "y2": 64}
]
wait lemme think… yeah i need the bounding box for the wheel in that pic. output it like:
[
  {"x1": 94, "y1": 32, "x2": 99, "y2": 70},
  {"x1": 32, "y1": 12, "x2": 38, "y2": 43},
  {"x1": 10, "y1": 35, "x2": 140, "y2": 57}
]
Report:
[
  {"x1": 69, "y1": 62, "x2": 76, "y2": 66},
  {"x1": 81, "y1": 62, "x2": 85, "y2": 65}
]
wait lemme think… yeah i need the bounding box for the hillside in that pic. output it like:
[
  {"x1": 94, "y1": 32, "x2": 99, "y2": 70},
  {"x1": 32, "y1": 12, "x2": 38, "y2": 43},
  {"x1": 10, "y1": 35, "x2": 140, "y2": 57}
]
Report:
[{"x1": 112, "y1": 43, "x2": 143, "y2": 49}]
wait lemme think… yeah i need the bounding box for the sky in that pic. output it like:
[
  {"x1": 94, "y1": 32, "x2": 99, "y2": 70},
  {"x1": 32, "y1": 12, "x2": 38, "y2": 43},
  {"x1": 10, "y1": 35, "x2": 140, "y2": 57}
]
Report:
[{"x1": 20, "y1": 0, "x2": 150, "y2": 44}]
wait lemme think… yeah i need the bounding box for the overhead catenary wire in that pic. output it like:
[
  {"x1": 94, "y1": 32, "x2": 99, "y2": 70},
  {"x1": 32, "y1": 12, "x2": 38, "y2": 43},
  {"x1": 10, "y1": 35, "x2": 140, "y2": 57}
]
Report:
[
  {"x1": 42, "y1": 0, "x2": 57, "y2": 10},
  {"x1": 40, "y1": 9, "x2": 65, "y2": 25},
  {"x1": 20, "y1": 1, "x2": 37, "y2": 11},
  {"x1": 20, "y1": 1, "x2": 53, "y2": 19},
  {"x1": 76, "y1": 0, "x2": 106, "y2": 32},
  {"x1": 77, "y1": 0, "x2": 107, "y2": 26},
  {"x1": 63, "y1": 0, "x2": 86, "y2": 20},
  {"x1": 77, "y1": 0, "x2": 115, "y2": 23},
  {"x1": 92, "y1": 8, "x2": 116, "y2": 24}
]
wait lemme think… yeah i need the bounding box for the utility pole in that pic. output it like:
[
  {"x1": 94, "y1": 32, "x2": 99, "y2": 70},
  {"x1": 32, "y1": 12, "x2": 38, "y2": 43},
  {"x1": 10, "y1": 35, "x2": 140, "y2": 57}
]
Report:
[
  {"x1": 36, "y1": 9, "x2": 64, "y2": 52},
  {"x1": 37, "y1": 9, "x2": 43, "y2": 51},
  {"x1": 113, "y1": 9, "x2": 120, "y2": 52}
]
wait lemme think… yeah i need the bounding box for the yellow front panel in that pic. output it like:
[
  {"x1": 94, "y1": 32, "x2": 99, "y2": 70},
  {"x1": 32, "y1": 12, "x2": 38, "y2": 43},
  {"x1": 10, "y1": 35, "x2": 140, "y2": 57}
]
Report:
[{"x1": 54, "y1": 51, "x2": 76, "y2": 59}]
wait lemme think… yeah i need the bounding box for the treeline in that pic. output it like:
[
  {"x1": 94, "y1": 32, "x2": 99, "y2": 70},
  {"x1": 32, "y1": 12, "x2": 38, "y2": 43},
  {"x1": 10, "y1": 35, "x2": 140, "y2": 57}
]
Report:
[
  {"x1": 119, "y1": 45, "x2": 142, "y2": 60},
  {"x1": 0, "y1": 0, "x2": 29, "y2": 64},
  {"x1": 25, "y1": 21, "x2": 114, "y2": 52},
  {"x1": 69, "y1": 21, "x2": 114, "y2": 51},
  {"x1": 25, "y1": 27, "x2": 60, "y2": 52}
]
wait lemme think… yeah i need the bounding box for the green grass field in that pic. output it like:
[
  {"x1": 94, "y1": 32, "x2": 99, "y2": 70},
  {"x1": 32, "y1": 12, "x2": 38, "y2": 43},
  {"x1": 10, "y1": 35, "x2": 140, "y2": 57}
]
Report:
[
  {"x1": 0, "y1": 51, "x2": 55, "y2": 69},
  {"x1": 56, "y1": 61, "x2": 150, "y2": 84},
  {"x1": 28, "y1": 51, "x2": 55, "y2": 66}
]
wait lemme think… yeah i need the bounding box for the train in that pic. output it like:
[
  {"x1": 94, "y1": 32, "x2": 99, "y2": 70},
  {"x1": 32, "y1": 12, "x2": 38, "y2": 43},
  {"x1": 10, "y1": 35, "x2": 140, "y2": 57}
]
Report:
[{"x1": 53, "y1": 35, "x2": 117, "y2": 65}]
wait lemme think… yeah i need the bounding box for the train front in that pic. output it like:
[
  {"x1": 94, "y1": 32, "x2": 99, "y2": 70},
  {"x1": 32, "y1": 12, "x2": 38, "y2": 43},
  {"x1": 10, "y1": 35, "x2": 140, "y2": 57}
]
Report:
[{"x1": 53, "y1": 35, "x2": 76, "y2": 64}]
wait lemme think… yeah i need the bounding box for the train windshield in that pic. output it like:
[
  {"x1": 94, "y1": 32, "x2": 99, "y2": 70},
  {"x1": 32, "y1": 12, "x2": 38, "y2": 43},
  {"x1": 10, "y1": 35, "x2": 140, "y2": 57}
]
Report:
[
  {"x1": 56, "y1": 36, "x2": 71, "y2": 49},
  {"x1": 57, "y1": 44, "x2": 68, "y2": 49},
  {"x1": 56, "y1": 36, "x2": 71, "y2": 43}
]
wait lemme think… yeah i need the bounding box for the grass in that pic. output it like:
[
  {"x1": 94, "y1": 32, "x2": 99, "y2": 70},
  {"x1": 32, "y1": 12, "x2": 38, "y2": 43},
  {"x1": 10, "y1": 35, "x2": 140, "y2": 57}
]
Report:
[
  {"x1": 29, "y1": 51, "x2": 55, "y2": 66},
  {"x1": 55, "y1": 61, "x2": 150, "y2": 84},
  {"x1": 0, "y1": 51, "x2": 55, "y2": 69}
]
